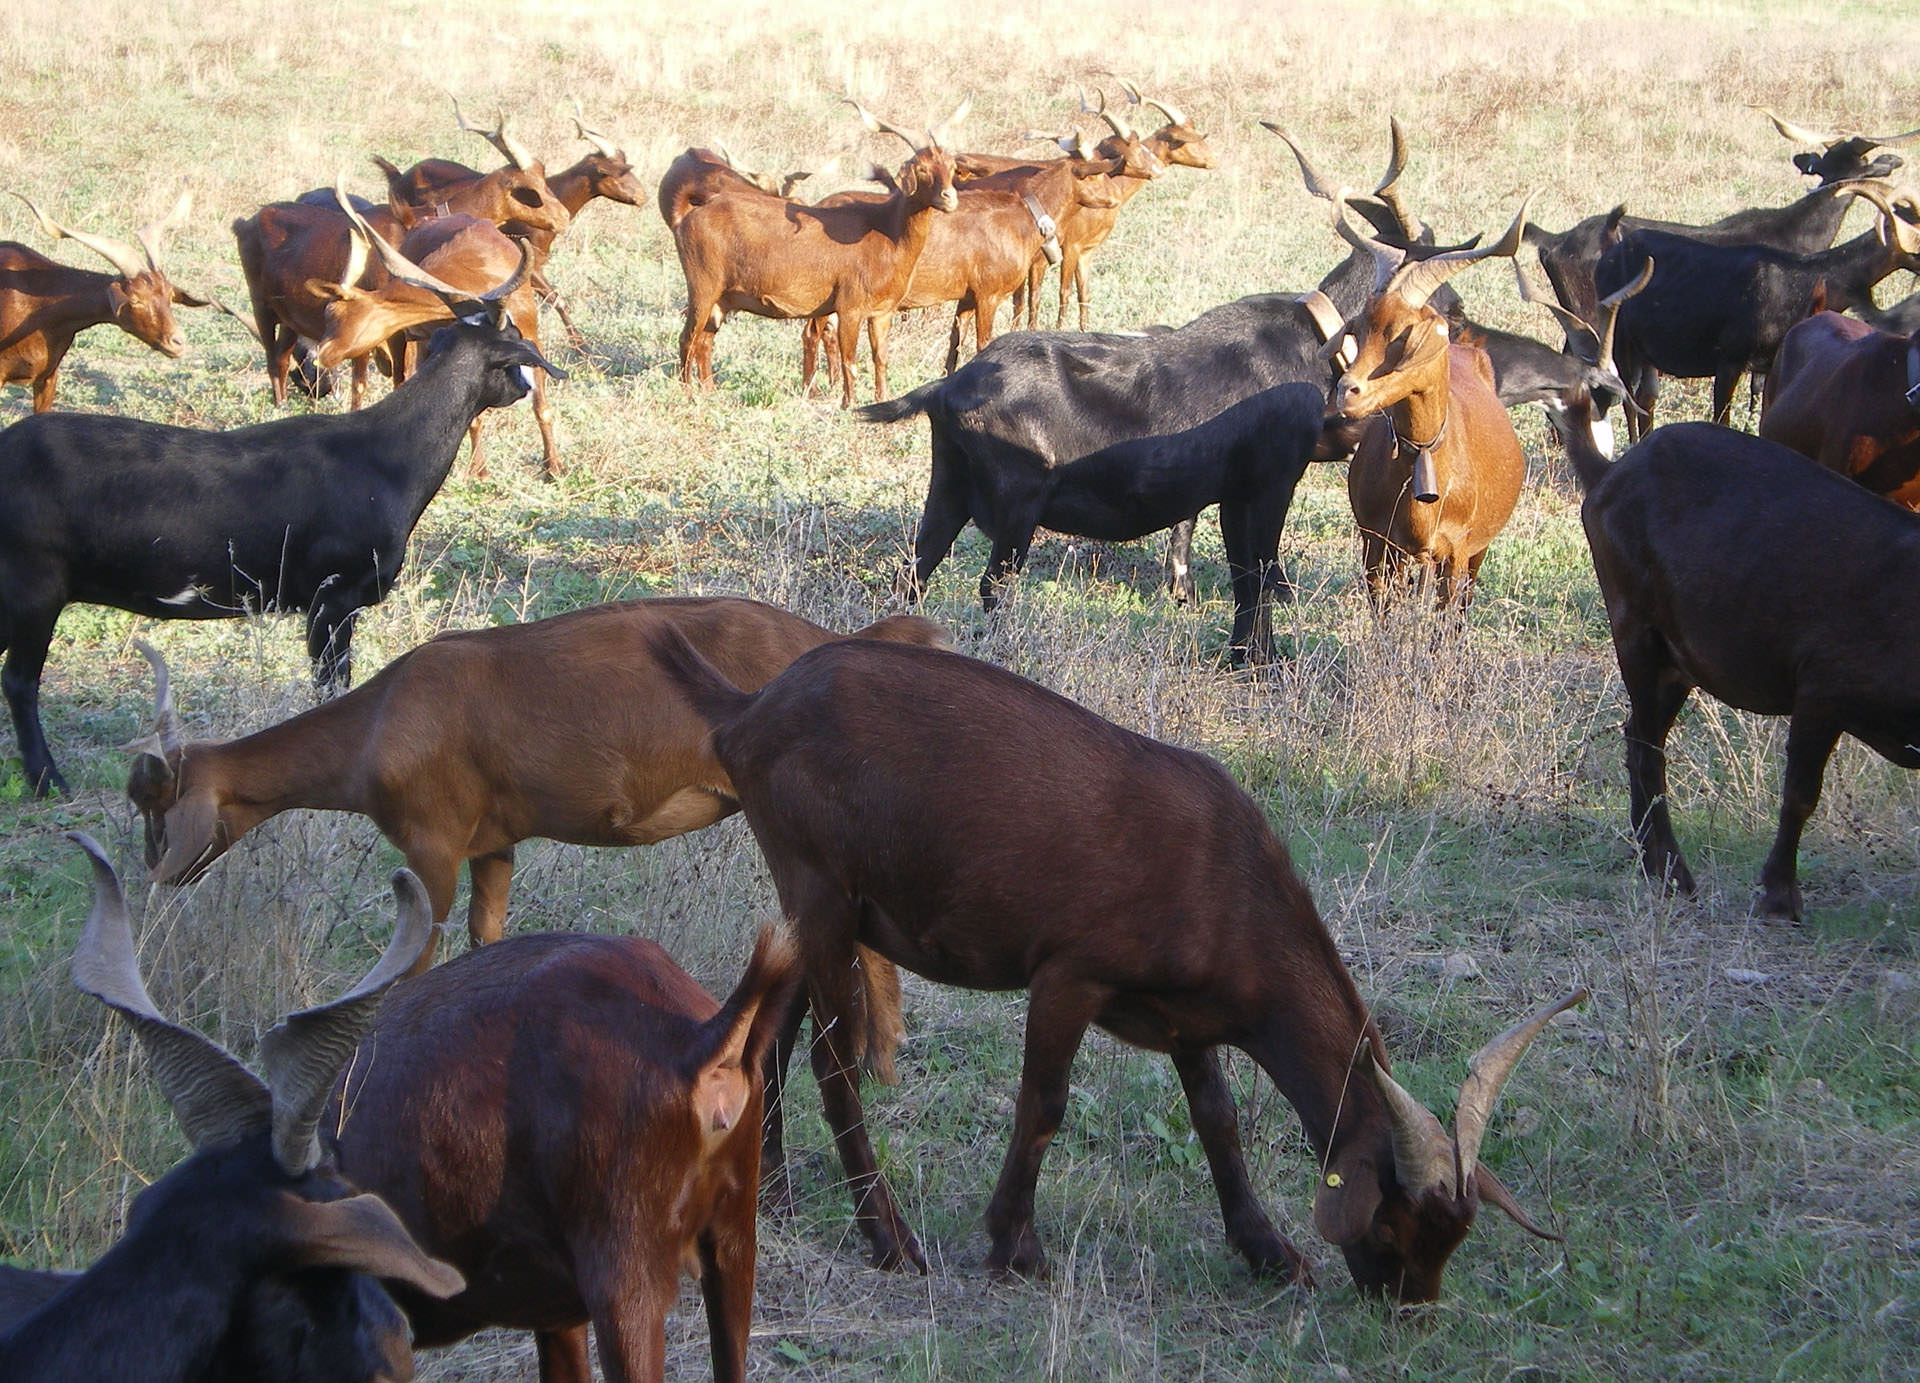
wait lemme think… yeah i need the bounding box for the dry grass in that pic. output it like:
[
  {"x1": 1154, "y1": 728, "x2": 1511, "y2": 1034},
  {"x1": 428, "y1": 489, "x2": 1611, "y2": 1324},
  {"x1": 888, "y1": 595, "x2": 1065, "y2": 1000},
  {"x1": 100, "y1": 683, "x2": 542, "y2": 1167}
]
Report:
[{"x1": 2, "y1": 1, "x2": 1919, "y2": 1378}]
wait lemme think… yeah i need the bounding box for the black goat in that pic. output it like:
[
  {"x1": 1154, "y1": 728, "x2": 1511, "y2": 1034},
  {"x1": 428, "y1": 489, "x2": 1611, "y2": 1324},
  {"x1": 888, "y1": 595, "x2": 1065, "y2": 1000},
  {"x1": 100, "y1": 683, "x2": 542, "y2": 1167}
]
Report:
[
  {"x1": 1595, "y1": 184, "x2": 1920, "y2": 438},
  {"x1": 1858, "y1": 288, "x2": 1920, "y2": 335},
  {"x1": 860, "y1": 121, "x2": 1471, "y2": 616},
  {"x1": 904, "y1": 384, "x2": 1323, "y2": 662},
  {"x1": 1573, "y1": 424, "x2": 1920, "y2": 921},
  {"x1": 0, "y1": 244, "x2": 564, "y2": 796},
  {"x1": 0, "y1": 835, "x2": 463, "y2": 1383}
]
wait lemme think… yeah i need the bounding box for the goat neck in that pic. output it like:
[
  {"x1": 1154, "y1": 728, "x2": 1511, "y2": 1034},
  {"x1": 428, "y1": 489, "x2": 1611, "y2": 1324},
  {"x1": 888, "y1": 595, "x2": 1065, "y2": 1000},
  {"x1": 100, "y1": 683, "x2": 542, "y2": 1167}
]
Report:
[{"x1": 544, "y1": 154, "x2": 644, "y2": 215}]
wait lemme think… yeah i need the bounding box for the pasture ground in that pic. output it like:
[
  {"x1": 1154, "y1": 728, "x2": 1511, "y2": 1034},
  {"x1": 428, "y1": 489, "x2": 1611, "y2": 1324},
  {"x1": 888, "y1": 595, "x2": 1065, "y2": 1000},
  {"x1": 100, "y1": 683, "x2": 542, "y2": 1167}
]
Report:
[{"x1": 1, "y1": 1, "x2": 1917, "y2": 1377}]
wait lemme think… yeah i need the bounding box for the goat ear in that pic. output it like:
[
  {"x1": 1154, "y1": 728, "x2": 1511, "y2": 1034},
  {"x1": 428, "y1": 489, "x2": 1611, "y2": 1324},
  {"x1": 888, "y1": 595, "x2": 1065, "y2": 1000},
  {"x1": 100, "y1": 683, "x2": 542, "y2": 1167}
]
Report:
[
  {"x1": 124, "y1": 750, "x2": 178, "y2": 813},
  {"x1": 277, "y1": 1192, "x2": 466, "y2": 1300},
  {"x1": 171, "y1": 285, "x2": 212, "y2": 308},
  {"x1": 1312, "y1": 1150, "x2": 1383, "y2": 1247},
  {"x1": 302, "y1": 277, "x2": 357, "y2": 304},
  {"x1": 151, "y1": 791, "x2": 229, "y2": 885},
  {"x1": 106, "y1": 280, "x2": 130, "y2": 313}
]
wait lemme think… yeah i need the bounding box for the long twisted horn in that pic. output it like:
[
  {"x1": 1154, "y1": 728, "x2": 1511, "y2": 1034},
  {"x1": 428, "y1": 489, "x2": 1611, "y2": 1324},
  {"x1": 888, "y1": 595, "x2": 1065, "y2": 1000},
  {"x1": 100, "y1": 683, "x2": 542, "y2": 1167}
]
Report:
[
  {"x1": 1145, "y1": 95, "x2": 1188, "y2": 129},
  {"x1": 130, "y1": 639, "x2": 184, "y2": 758},
  {"x1": 134, "y1": 187, "x2": 192, "y2": 273},
  {"x1": 569, "y1": 97, "x2": 622, "y2": 159},
  {"x1": 929, "y1": 91, "x2": 972, "y2": 150},
  {"x1": 451, "y1": 94, "x2": 538, "y2": 171},
  {"x1": 1514, "y1": 260, "x2": 1601, "y2": 349},
  {"x1": 1384, "y1": 194, "x2": 1533, "y2": 309},
  {"x1": 68, "y1": 833, "x2": 274, "y2": 1152},
  {"x1": 334, "y1": 181, "x2": 531, "y2": 310},
  {"x1": 1453, "y1": 988, "x2": 1590, "y2": 1185},
  {"x1": 1373, "y1": 117, "x2": 1422, "y2": 240},
  {"x1": 1595, "y1": 257, "x2": 1653, "y2": 377},
  {"x1": 1263, "y1": 123, "x2": 1341, "y2": 202},
  {"x1": 1331, "y1": 190, "x2": 1406, "y2": 294},
  {"x1": 1370, "y1": 1058, "x2": 1456, "y2": 1198},
  {"x1": 259, "y1": 869, "x2": 436, "y2": 1175},
  {"x1": 845, "y1": 99, "x2": 925, "y2": 153},
  {"x1": 1849, "y1": 180, "x2": 1920, "y2": 256},
  {"x1": 1753, "y1": 105, "x2": 1838, "y2": 148},
  {"x1": 1080, "y1": 85, "x2": 1132, "y2": 142},
  {"x1": 9, "y1": 191, "x2": 147, "y2": 280}
]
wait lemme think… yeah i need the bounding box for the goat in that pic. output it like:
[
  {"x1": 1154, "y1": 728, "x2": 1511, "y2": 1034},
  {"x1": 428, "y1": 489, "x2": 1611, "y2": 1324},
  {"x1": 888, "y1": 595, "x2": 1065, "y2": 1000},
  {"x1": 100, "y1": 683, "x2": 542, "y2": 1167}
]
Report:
[
  {"x1": 0, "y1": 834, "x2": 463, "y2": 1382},
  {"x1": 1524, "y1": 106, "x2": 1911, "y2": 323},
  {"x1": 654, "y1": 634, "x2": 1584, "y2": 1302},
  {"x1": 0, "y1": 248, "x2": 563, "y2": 796},
  {"x1": 1858, "y1": 287, "x2": 1920, "y2": 336},
  {"x1": 0, "y1": 190, "x2": 204, "y2": 411},
  {"x1": 863, "y1": 123, "x2": 1467, "y2": 615},
  {"x1": 675, "y1": 100, "x2": 963, "y2": 406},
  {"x1": 1596, "y1": 182, "x2": 1920, "y2": 439},
  {"x1": 378, "y1": 100, "x2": 641, "y2": 349},
  {"x1": 332, "y1": 924, "x2": 799, "y2": 1383},
  {"x1": 1327, "y1": 196, "x2": 1531, "y2": 608},
  {"x1": 373, "y1": 97, "x2": 572, "y2": 243},
  {"x1": 124, "y1": 598, "x2": 946, "y2": 970},
  {"x1": 657, "y1": 145, "x2": 812, "y2": 231},
  {"x1": 1571, "y1": 421, "x2": 1920, "y2": 920},
  {"x1": 1760, "y1": 307, "x2": 1920, "y2": 506},
  {"x1": 903, "y1": 382, "x2": 1323, "y2": 661}
]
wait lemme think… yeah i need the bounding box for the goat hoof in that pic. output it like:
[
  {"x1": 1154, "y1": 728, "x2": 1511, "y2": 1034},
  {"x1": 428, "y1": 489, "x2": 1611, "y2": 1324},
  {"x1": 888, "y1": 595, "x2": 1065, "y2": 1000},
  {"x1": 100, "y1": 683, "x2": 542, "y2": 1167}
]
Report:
[
  {"x1": 870, "y1": 1230, "x2": 929, "y2": 1276},
  {"x1": 985, "y1": 1230, "x2": 1047, "y2": 1281},
  {"x1": 1754, "y1": 884, "x2": 1804, "y2": 924},
  {"x1": 1242, "y1": 1235, "x2": 1315, "y2": 1287}
]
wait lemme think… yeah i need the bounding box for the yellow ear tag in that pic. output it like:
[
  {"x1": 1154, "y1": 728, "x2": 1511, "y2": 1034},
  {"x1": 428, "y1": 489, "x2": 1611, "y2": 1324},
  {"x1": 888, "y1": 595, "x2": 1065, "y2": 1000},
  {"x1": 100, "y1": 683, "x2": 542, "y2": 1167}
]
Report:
[{"x1": 1325, "y1": 1173, "x2": 1343, "y2": 1188}]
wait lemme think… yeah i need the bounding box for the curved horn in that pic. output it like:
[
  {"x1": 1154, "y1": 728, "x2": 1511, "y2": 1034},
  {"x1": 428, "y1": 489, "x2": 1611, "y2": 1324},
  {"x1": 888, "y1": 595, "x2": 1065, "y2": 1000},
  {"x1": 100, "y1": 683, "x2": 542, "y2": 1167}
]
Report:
[
  {"x1": 1331, "y1": 190, "x2": 1407, "y2": 294},
  {"x1": 1370, "y1": 1058, "x2": 1455, "y2": 1198},
  {"x1": 134, "y1": 187, "x2": 192, "y2": 273},
  {"x1": 335, "y1": 182, "x2": 530, "y2": 309},
  {"x1": 259, "y1": 868, "x2": 437, "y2": 1175},
  {"x1": 67, "y1": 832, "x2": 273, "y2": 1151},
  {"x1": 1080, "y1": 85, "x2": 1132, "y2": 142},
  {"x1": 1514, "y1": 260, "x2": 1601, "y2": 348},
  {"x1": 9, "y1": 191, "x2": 147, "y2": 280},
  {"x1": 1262, "y1": 123, "x2": 1340, "y2": 202},
  {"x1": 1099, "y1": 73, "x2": 1144, "y2": 107},
  {"x1": 1373, "y1": 116, "x2": 1421, "y2": 240},
  {"x1": 930, "y1": 91, "x2": 972, "y2": 150},
  {"x1": 1145, "y1": 95, "x2": 1188, "y2": 129},
  {"x1": 845, "y1": 99, "x2": 924, "y2": 153},
  {"x1": 569, "y1": 97, "x2": 622, "y2": 159},
  {"x1": 1752, "y1": 105, "x2": 1837, "y2": 148},
  {"x1": 1855, "y1": 125, "x2": 1920, "y2": 148},
  {"x1": 1453, "y1": 988, "x2": 1589, "y2": 1184},
  {"x1": 1849, "y1": 180, "x2": 1920, "y2": 256},
  {"x1": 132, "y1": 639, "x2": 184, "y2": 758},
  {"x1": 1595, "y1": 256, "x2": 1654, "y2": 376},
  {"x1": 1385, "y1": 193, "x2": 1533, "y2": 309},
  {"x1": 451, "y1": 95, "x2": 538, "y2": 171}
]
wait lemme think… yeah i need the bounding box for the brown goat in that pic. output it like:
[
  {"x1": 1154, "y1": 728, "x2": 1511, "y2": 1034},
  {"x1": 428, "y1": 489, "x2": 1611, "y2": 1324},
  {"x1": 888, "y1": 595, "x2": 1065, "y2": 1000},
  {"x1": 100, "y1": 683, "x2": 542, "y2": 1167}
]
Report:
[
  {"x1": 0, "y1": 191, "x2": 204, "y2": 410},
  {"x1": 125, "y1": 596, "x2": 946, "y2": 975},
  {"x1": 657, "y1": 145, "x2": 812, "y2": 231},
  {"x1": 1335, "y1": 196, "x2": 1531, "y2": 607},
  {"x1": 1575, "y1": 419, "x2": 1920, "y2": 920},
  {"x1": 1760, "y1": 306, "x2": 1920, "y2": 507},
  {"x1": 333, "y1": 925, "x2": 799, "y2": 1383},
  {"x1": 374, "y1": 97, "x2": 572, "y2": 243},
  {"x1": 675, "y1": 100, "x2": 964, "y2": 406},
  {"x1": 656, "y1": 634, "x2": 1583, "y2": 1304}
]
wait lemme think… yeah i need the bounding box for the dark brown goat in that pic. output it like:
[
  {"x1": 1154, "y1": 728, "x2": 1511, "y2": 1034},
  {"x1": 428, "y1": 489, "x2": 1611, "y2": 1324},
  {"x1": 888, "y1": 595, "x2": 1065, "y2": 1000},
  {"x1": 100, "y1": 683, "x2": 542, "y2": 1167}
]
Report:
[
  {"x1": 126, "y1": 596, "x2": 945, "y2": 976},
  {"x1": 674, "y1": 101, "x2": 963, "y2": 406},
  {"x1": 0, "y1": 191, "x2": 203, "y2": 410},
  {"x1": 1760, "y1": 307, "x2": 1920, "y2": 507},
  {"x1": 1575, "y1": 420, "x2": 1920, "y2": 920},
  {"x1": 657, "y1": 635, "x2": 1582, "y2": 1303},
  {"x1": 333, "y1": 925, "x2": 799, "y2": 1383}
]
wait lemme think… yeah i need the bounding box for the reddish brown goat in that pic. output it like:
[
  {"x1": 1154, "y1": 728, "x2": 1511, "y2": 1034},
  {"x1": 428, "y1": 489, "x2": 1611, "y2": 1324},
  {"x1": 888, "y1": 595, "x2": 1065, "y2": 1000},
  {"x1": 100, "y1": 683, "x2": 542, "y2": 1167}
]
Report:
[
  {"x1": 657, "y1": 145, "x2": 812, "y2": 231},
  {"x1": 675, "y1": 100, "x2": 964, "y2": 406},
  {"x1": 655, "y1": 634, "x2": 1582, "y2": 1302},
  {"x1": 1336, "y1": 196, "x2": 1532, "y2": 608},
  {"x1": 1760, "y1": 306, "x2": 1920, "y2": 507},
  {"x1": 374, "y1": 98, "x2": 572, "y2": 243},
  {"x1": 377, "y1": 103, "x2": 639, "y2": 348},
  {"x1": 125, "y1": 596, "x2": 945, "y2": 979},
  {"x1": 333, "y1": 925, "x2": 799, "y2": 1383},
  {"x1": 0, "y1": 191, "x2": 203, "y2": 410}
]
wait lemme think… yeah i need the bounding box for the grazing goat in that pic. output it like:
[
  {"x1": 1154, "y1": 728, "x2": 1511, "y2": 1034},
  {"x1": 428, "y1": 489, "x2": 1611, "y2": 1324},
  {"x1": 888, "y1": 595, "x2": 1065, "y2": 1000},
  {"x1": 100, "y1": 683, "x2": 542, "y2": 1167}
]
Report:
[
  {"x1": 904, "y1": 382, "x2": 1323, "y2": 661},
  {"x1": 0, "y1": 834, "x2": 463, "y2": 1382},
  {"x1": 656, "y1": 635, "x2": 1584, "y2": 1302},
  {"x1": 125, "y1": 598, "x2": 946, "y2": 968},
  {"x1": 1597, "y1": 182, "x2": 1920, "y2": 438},
  {"x1": 0, "y1": 190, "x2": 204, "y2": 411},
  {"x1": 1572, "y1": 422, "x2": 1920, "y2": 920},
  {"x1": 675, "y1": 100, "x2": 964, "y2": 406},
  {"x1": 1760, "y1": 306, "x2": 1920, "y2": 506},
  {"x1": 1334, "y1": 196, "x2": 1532, "y2": 608},
  {"x1": 0, "y1": 254, "x2": 563, "y2": 795},
  {"x1": 333, "y1": 925, "x2": 800, "y2": 1383},
  {"x1": 1524, "y1": 106, "x2": 1910, "y2": 322}
]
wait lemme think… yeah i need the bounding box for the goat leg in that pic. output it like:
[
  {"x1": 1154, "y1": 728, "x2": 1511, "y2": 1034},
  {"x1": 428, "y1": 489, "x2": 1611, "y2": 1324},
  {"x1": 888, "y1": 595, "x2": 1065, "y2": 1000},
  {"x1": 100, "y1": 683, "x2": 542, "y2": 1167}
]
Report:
[
  {"x1": 1618, "y1": 632, "x2": 1697, "y2": 895},
  {"x1": 535, "y1": 1325, "x2": 593, "y2": 1383},
  {"x1": 1172, "y1": 1047, "x2": 1312, "y2": 1282},
  {"x1": 3, "y1": 613, "x2": 66, "y2": 796},
  {"x1": 983, "y1": 971, "x2": 1107, "y2": 1278},
  {"x1": 696, "y1": 1221, "x2": 756, "y2": 1383},
  {"x1": 1166, "y1": 517, "x2": 1198, "y2": 606},
  {"x1": 1756, "y1": 714, "x2": 1842, "y2": 922},
  {"x1": 466, "y1": 847, "x2": 514, "y2": 948},
  {"x1": 758, "y1": 983, "x2": 809, "y2": 1214}
]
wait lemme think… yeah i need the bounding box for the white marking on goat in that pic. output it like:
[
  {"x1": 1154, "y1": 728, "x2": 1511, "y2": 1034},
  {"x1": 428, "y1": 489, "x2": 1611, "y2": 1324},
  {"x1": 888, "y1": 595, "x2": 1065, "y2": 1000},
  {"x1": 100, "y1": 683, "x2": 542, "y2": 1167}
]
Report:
[
  {"x1": 514, "y1": 364, "x2": 538, "y2": 398},
  {"x1": 159, "y1": 584, "x2": 204, "y2": 607},
  {"x1": 1588, "y1": 416, "x2": 1615, "y2": 457}
]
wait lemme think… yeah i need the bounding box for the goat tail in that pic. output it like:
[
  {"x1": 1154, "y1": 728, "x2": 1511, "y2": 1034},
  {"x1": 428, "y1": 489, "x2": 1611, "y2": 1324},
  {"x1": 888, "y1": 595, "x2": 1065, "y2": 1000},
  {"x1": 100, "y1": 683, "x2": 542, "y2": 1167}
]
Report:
[
  {"x1": 689, "y1": 924, "x2": 804, "y2": 1109},
  {"x1": 850, "y1": 946, "x2": 904, "y2": 1084},
  {"x1": 847, "y1": 613, "x2": 952, "y2": 650},
  {"x1": 854, "y1": 380, "x2": 941, "y2": 424},
  {"x1": 651, "y1": 625, "x2": 755, "y2": 732}
]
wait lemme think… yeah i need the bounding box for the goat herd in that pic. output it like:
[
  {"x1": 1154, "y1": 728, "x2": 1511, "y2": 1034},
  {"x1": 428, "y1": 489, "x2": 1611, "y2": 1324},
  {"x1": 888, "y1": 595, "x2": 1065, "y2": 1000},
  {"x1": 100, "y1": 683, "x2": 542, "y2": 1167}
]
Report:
[{"x1": 2, "y1": 81, "x2": 1919, "y2": 1381}]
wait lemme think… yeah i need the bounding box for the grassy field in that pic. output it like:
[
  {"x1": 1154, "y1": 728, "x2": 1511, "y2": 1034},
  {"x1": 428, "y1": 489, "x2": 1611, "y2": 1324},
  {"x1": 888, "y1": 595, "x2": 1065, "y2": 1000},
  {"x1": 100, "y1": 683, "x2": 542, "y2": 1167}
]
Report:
[{"x1": 3, "y1": 1, "x2": 1919, "y2": 1378}]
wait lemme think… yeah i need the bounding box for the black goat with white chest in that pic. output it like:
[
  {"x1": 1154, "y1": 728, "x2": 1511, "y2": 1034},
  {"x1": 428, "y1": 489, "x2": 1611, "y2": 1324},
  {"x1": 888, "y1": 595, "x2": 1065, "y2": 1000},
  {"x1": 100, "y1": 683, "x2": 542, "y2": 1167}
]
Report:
[
  {"x1": 0, "y1": 235, "x2": 563, "y2": 795},
  {"x1": 903, "y1": 382, "x2": 1325, "y2": 663}
]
